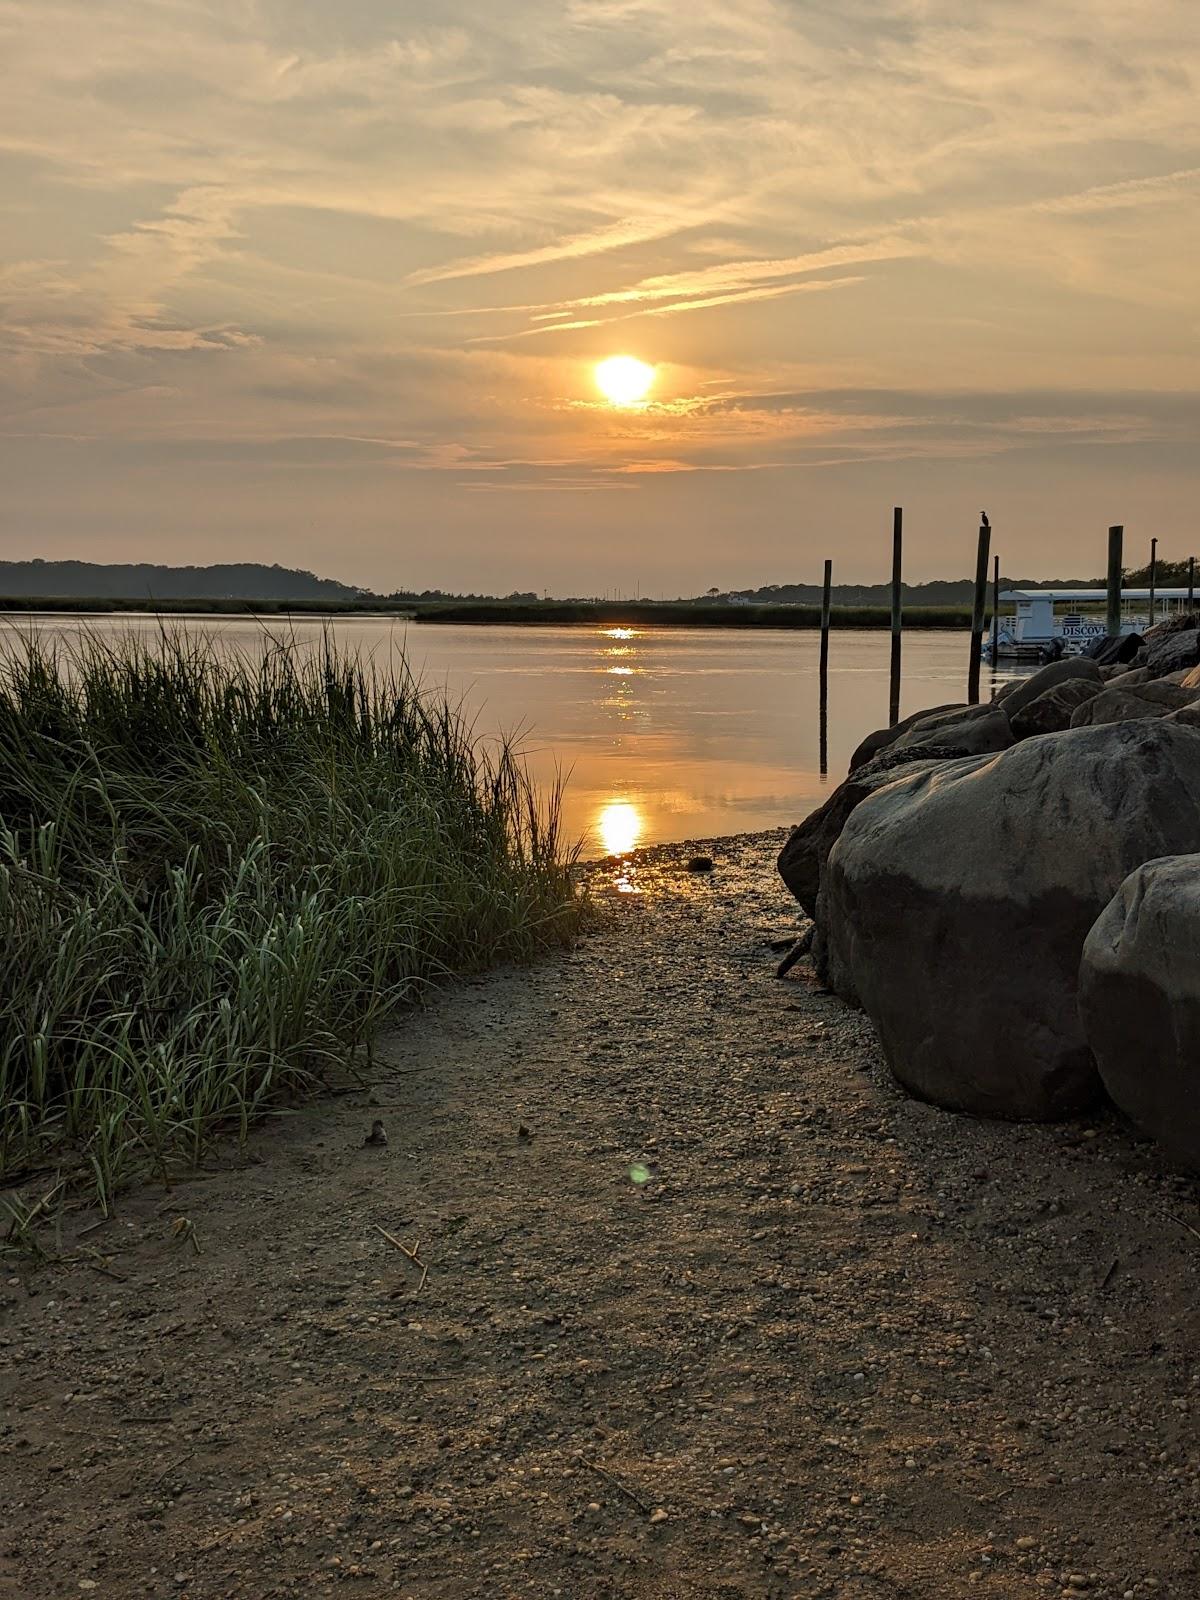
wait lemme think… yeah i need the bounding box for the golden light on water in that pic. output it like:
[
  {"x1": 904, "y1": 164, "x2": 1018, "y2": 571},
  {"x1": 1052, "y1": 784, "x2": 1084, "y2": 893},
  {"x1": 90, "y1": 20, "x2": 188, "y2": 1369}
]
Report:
[
  {"x1": 597, "y1": 799, "x2": 643, "y2": 857},
  {"x1": 595, "y1": 356, "x2": 654, "y2": 408}
]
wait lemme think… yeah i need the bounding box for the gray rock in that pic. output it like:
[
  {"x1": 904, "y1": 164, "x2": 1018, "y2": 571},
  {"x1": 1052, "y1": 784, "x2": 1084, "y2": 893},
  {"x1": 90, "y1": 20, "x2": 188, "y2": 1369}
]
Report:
[
  {"x1": 1143, "y1": 610, "x2": 1199, "y2": 646},
  {"x1": 998, "y1": 657, "x2": 1102, "y2": 719},
  {"x1": 778, "y1": 756, "x2": 947, "y2": 917},
  {"x1": 1009, "y1": 677, "x2": 1102, "y2": 738},
  {"x1": 1070, "y1": 680, "x2": 1199, "y2": 727},
  {"x1": 889, "y1": 704, "x2": 1013, "y2": 759},
  {"x1": 824, "y1": 720, "x2": 1200, "y2": 1119},
  {"x1": 848, "y1": 702, "x2": 964, "y2": 773},
  {"x1": 1146, "y1": 628, "x2": 1200, "y2": 679},
  {"x1": 1079, "y1": 855, "x2": 1200, "y2": 1171}
]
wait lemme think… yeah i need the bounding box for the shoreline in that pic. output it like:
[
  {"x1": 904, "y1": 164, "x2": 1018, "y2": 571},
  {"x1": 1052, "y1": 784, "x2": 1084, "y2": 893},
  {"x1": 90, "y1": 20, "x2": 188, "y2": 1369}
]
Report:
[
  {"x1": 2, "y1": 834, "x2": 1196, "y2": 1597},
  {"x1": 1, "y1": 599, "x2": 977, "y2": 629}
]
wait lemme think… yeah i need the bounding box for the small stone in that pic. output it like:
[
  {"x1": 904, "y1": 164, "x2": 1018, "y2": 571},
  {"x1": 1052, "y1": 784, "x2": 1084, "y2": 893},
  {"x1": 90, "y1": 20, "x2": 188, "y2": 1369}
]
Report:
[
  {"x1": 1017, "y1": 1536, "x2": 1037, "y2": 1550},
  {"x1": 649, "y1": 1507, "x2": 669, "y2": 1524},
  {"x1": 687, "y1": 856, "x2": 714, "y2": 873}
]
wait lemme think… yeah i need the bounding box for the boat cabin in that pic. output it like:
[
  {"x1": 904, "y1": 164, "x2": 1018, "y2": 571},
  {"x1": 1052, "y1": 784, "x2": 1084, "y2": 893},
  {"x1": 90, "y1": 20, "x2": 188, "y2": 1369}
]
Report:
[{"x1": 990, "y1": 588, "x2": 1196, "y2": 663}]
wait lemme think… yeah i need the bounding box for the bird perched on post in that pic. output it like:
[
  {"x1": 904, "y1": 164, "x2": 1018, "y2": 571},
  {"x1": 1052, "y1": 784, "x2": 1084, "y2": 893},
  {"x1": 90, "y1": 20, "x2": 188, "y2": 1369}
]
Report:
[{"x1": 981, "y1": 511, "x2": 990, "y2": 529}]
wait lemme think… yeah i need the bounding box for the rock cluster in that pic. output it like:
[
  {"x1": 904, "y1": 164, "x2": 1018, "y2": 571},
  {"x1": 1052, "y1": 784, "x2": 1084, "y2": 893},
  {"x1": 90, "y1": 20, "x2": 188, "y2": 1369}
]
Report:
[{"x1": 778, "y1": 652, "x2": 1200, "y2": 1165}]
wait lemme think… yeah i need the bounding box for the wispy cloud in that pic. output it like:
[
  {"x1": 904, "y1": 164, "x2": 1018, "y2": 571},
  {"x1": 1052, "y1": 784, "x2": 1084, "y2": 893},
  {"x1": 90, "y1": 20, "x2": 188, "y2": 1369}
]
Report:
[
  {"x1": 2, "y1": 0, "x2": 1199, "y2": 585},
  {"x1": 1033, "y1": 167, "x2": 1200, "y2": 215}
]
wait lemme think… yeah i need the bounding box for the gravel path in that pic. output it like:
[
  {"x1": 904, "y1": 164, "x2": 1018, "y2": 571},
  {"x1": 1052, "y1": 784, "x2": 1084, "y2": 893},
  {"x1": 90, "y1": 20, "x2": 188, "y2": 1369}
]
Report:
[{"x1": 2, "y1": 833, "x2": 1199, "y2": 1599}]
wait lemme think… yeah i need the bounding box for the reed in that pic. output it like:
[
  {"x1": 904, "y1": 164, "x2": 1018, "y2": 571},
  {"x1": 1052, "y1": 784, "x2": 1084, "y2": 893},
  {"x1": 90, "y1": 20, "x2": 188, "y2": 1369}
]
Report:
[{"x1": 0, "y1": 629, "x2": 583, "y2": 1216}]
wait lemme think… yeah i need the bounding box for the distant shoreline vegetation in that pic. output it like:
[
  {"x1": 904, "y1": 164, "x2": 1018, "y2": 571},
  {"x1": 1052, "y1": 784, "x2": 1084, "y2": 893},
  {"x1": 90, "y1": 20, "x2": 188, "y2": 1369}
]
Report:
[
  {"x1": 5, "y1": 556, "x2": 1184, "y2": 627},
  {"x1": 0, "y1": 596, "x2": 981, "y2": 627}
]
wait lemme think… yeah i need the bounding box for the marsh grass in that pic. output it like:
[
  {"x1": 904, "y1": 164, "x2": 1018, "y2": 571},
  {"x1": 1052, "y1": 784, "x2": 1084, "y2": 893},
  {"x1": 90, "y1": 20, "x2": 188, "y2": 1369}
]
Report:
[{"x1": 0, "y1": 629, "x2": 583, "y2": 1219}]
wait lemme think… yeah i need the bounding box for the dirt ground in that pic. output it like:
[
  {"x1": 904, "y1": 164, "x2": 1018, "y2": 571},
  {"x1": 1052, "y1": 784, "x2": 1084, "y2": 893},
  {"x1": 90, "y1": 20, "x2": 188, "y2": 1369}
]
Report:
[{"x1": 2, "y1": 832, "x2": 1199, "y2": 1600}]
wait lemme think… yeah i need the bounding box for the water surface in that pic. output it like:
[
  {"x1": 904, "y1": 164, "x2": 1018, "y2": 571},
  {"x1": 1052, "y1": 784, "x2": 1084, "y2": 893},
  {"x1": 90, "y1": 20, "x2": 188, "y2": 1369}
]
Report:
[{"x1": 1, "y1": 616, "x2": 1011, "y2": 857}]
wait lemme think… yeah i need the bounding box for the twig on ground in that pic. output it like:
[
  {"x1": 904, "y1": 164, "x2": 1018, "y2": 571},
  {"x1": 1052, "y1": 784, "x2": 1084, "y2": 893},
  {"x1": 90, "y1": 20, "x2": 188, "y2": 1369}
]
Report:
[
  {"x1": 1167, "y1": 1212, "x2": 1200, "y2": 1243},
  {"x1": 171, "y1": 1216, "x2": 202, "y2": 1256},
  {"x1": 1099, "y1": 1256, "x2": 1120, "y2": 1291},
  {"x1": 374, "y1": 1222, "x2": 430, "y2": 1292},
  {"x1": 775, "y1": 927, "x2": 814, "y2": 979},
  {"x1": 155, "y1": 1452, "x2": 194, "y2": 1486},
  {"x1": 78, "y1": 1249, "x2": 127, "y2": 1282},
  {"x1": 580, "y1": 1456, "x2": 651, "y2": 1515}
]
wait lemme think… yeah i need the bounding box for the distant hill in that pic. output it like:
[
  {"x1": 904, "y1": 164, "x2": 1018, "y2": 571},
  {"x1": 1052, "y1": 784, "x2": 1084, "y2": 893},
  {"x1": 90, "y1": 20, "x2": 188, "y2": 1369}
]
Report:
[
  {"x1": 0, "y1": 560, "x2": 360, "y2": 601},
  {"x1": 709, "y1": 577, "x2": 1101, "y2": 606}
]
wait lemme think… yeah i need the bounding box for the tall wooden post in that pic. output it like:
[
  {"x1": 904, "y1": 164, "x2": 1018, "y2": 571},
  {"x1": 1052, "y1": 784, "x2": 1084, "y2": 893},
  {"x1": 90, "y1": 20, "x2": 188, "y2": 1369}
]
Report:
[
  {"x1": 889, "y1": 507, "x2": 903, "y2": 726},
  {"x1": 967, "y1": 517, "x2": 991, "y2": 704},
  {"x1": 1106, "y1": 525, "x2": 1124, "y2": 638},
  {"x1": 819, "y1": 558, "x2": 832, "y2": 776},
  {"x1": 1148, "y1": 537, "x2": 1158, "y2": 630},
  {"x1": 1189, "y1": 555, "x2": 1196, "y2": 610},
  {"x1": 991, "y1": 553, "x2": 1000, "y2": 668}
]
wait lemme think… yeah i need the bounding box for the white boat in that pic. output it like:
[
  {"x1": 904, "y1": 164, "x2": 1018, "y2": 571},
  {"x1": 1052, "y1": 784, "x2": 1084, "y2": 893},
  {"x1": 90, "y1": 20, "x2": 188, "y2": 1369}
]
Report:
[{"x1": 988, "y1": 588, "x2": 1196, "y2": 664}]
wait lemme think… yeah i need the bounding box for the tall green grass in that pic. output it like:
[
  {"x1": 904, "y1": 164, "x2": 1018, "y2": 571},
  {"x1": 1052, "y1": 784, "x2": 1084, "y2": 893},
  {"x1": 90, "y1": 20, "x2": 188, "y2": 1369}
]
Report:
[{"x1": 0, "y1": 630, "x2": 582, "y2": 1216}]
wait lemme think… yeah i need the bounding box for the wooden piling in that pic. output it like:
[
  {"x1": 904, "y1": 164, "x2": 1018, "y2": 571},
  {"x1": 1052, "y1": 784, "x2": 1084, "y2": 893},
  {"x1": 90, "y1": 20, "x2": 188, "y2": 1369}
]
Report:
[
  {"x1": 967, "y1": 517, "x2": 991, "y2": 704},
  {"x1": 819, "y1": 558, "x2": 831, "y2": 775},
  {"x1": 889, "y1": 507, "x2": 903, "y2": 726},
  {"x1": 1106, "y1": 525, "x2": 1124, "y2": 638},
  {"x1": 1189, "y1": 555, "x2": 1196, "y2": 610},
  {"x1": 1148, "y1": 537, "x2": 1158, "y2": 630},
  {"x1": 991, "y1": 553, "x2": 1000, "y2": 670}
]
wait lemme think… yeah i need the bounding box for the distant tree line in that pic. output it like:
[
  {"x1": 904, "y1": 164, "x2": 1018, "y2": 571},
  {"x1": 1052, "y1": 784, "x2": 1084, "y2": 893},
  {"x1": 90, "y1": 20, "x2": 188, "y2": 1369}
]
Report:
[{"x1": 0, "y1": 560, "x2": 359, "y2": 601}]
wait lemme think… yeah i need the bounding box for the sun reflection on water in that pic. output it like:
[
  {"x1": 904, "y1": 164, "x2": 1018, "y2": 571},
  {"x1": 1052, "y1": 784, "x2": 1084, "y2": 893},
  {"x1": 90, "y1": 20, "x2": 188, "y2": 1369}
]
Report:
[{"x1": 597, "y1": 799, "x2": 643, "y2": 857}]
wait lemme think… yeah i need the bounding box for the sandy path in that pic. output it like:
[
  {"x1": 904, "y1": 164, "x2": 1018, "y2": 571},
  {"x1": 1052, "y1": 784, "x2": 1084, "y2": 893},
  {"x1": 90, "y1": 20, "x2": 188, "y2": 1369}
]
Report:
[{"x1": 2, "y1": 834, "x2": 1198, "y2": 1599}]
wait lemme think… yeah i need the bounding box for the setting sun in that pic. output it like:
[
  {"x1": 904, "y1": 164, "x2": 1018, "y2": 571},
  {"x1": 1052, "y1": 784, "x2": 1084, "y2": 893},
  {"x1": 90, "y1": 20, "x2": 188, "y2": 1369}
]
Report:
[{"x1": 595, "y1": 356, "x2": 654, "y2": 408}]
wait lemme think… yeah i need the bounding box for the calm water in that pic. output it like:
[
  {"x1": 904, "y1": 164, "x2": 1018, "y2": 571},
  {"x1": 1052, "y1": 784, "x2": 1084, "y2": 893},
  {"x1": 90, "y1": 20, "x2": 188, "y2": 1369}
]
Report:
[{"x1": 0, "y1": 616, "x2": 1012, "y2": 858}]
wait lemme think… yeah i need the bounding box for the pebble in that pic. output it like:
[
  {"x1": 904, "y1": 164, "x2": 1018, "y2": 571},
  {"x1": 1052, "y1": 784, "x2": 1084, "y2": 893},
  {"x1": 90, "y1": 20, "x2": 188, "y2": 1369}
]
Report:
[{"x1": 649, "y1": 1508, "x2": 669, "y2": 1524}]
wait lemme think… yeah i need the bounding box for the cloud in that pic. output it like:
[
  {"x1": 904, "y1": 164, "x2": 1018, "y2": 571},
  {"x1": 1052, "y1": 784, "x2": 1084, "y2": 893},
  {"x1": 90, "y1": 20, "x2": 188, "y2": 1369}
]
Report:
[{"x1": 2, "y1": 0, "x2": 1199, "y2": 585}]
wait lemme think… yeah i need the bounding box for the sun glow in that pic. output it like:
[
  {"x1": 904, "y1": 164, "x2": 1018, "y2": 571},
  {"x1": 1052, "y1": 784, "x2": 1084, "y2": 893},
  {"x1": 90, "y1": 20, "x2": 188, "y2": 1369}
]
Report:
[
  {"x1": 595, "y1": 356, "x2": 654, "y2": 407},
  {"x1": 597, "y1": 799, "x2": 643, "y2": 857}
]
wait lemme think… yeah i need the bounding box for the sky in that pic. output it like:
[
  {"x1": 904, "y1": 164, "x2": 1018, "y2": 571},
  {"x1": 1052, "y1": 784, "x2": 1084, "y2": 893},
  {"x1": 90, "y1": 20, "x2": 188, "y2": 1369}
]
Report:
[{"x1": 2, "y1": 0, "x2": 1199, "y2": 594}]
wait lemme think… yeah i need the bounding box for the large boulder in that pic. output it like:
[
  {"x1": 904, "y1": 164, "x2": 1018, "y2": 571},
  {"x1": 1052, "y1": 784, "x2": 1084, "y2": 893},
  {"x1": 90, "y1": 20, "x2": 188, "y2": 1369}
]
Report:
[
  {"x1": 1079, "y1": 855, "x2": 1200, "y2": 1171},
  {"x1": 1107, "y1": 665, "x2": 1151, "y2": 685},
  {"x1": 998, "y1": 656, "x2": 1102, "y2": 719},
  {"x1": 1146, "y1": 628, "x2": 1200, "y2": 679},
  {"x1": 888, "y1": 704, "x2": 1013, "y2": 759},
  {"x1": 849, "y1": 703, "x2": 964, "y2": 772},
  {"x1": 1143, "y1": 610, "x2": 1199, "y2": 646},
  {"x1": 1070, "y1": 680, "x2": 1199, "y2": 727},
  {"x1": 824, "y1": 720, "x2": 1200, "y2": 1120},
  {"x1": 1085, "y1": 633, "x2": 1143, "y2": 666},
  {"x1": 778, "y1": 756, "x2": 947, "y2": 916},
  {"x1": 1009, "y1": 677, "x2": 1102, "y2": 738}
]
